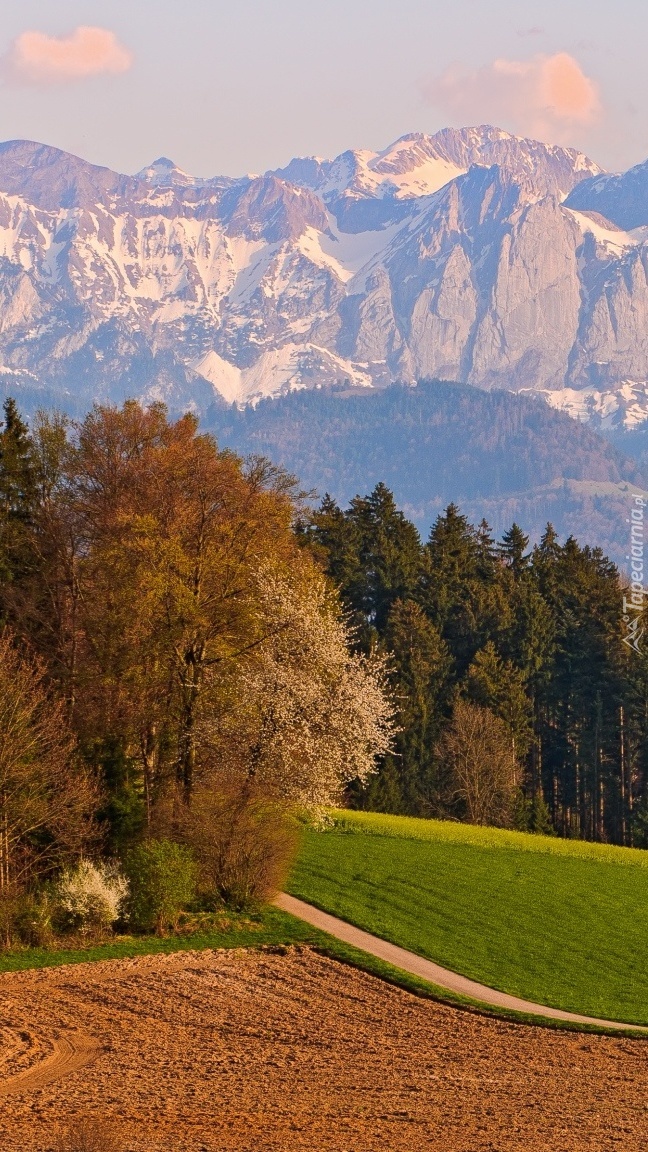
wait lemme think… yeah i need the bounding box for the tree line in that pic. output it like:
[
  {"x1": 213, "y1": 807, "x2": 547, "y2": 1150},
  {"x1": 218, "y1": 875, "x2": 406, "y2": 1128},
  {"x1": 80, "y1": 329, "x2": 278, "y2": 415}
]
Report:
[{"x1": 299, "y1": 483, "x2": 648, "y2": 845}]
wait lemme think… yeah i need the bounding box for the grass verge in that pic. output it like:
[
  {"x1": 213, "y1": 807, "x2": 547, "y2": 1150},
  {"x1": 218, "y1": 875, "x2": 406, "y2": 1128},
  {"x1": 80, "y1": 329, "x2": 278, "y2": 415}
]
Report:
[{"x1": 0, "y1": 907, "x2": 312, "y2": 972}]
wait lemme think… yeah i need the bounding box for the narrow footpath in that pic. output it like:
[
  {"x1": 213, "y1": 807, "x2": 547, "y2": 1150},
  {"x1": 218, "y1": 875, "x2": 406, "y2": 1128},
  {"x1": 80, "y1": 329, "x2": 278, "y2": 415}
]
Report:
[{"x1": 275, "y1": 892, "x2": 648, "y2": 1033}]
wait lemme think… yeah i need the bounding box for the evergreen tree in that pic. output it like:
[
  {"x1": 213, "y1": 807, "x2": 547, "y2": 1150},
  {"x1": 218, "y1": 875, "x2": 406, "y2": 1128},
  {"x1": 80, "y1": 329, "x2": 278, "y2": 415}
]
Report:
[
  {"x1": 464, "y1": 641, "x2": 534, "y2": 759},
  {"x1": 420, "y1": 505, "x2": 509, "y2": 675},
  {"x1": 377, "y1": 599, "x2": 453, "y2": 814},
  {"x1": 498, "y1": 523, "x2": 530, "y2": 577},
  {"x1": 345, "y1": 483, "x2": 422, "y2": 634},
  {"x1": 530, "y1": 534, "x2": 625, "y2": 840},
  {"x1": 297, "y1": 493, "x2": 360, "y2": 594},
  {"x1": 0, "y1": 398, "x2": 38, "y2": 611}
]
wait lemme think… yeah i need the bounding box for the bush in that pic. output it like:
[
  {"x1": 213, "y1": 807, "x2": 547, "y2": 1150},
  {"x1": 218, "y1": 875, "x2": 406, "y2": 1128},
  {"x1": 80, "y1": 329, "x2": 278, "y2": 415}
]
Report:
[
  {"x1": 183, "y1": 782, "x2": 299, "y2": 910},
  {"x1": 53, "y1": 860, "x2": 129, "y2": 937},
  {"x1": 12, "y1": 891, "x2": 54, "y2": 947},
  {"x1": 0, "y1": 889, "x2": 53, "y2": 950},
  {"x1": 56, "y1": 1115, "x2": 122, "y2": 1152},
  {"x1": 125, "y1": 839, "x2": 196, "y2": 933},
  {"x1": 0, "y1": 892, "x2": 21, "y2": 950}
]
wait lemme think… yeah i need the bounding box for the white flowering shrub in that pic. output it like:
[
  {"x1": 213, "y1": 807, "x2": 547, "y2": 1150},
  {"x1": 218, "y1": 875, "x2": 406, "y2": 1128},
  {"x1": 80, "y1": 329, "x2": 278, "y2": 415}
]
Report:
[{"x1": 54, "y1": 860, "x2": 129, "y2": 935}]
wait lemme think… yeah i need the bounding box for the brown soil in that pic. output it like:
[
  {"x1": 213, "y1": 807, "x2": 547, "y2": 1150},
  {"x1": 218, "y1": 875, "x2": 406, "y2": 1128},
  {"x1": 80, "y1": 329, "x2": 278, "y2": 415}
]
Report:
[{"x1": 0, "y1": 945, "x2": 645, "y2": 1152}]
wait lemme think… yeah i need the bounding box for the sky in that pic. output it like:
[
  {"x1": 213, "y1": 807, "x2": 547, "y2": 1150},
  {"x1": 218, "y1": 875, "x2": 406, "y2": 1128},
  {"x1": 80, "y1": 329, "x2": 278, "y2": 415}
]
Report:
[{"x1": 0, "y1": 0, "x2": 646, "y2": 179}]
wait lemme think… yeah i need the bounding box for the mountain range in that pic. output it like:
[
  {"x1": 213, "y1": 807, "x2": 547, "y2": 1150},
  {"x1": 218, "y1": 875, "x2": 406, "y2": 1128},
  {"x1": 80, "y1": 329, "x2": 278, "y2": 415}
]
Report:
[{"x1": 1, "y1": 124, "x2": 648, "y2": 433}]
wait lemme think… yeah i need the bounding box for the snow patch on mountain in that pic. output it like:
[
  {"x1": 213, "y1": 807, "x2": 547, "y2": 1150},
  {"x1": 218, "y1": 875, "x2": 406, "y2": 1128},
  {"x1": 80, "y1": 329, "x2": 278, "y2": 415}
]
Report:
[
  {"x1": 564, "y1": 208, "x2": 648, "y2": 254},
  {"x1": 298, "y1": 217, "x2": 408, "y2": 284},
  {"x1": 0, "y1": 125, "x2": 647, "y2": 418},
  {"x1": 536, "y1": 382, "x2": 648, "y2": 430},
  {"x1": 192, "y1": 343, "x2": 373, "y2": 406}
]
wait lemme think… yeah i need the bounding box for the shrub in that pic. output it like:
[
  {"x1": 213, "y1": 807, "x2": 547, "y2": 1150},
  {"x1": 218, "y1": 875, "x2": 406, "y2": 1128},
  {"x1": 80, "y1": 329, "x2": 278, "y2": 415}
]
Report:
[
  {"x1": 0, "y1": 889, "x2": 53, "y2": 950},
  {"x1": 12, "y1": 891, "x2": 54, "y2": 947},
  {"x1": 56, "y1": 1115, "x2": 122, "y2": 1152},
  {"x1": 0, "y1": 891, "x2": 20, "y2": 950},
  {"x1": 125, "y1": 839, "x2": 196, "y2": 933},
  {"x1": 53, "y1": 861, "x2": 129, "y2": 937},
  {"x1": 183, "y1": 782, "x2": 299, "y2": 910}
]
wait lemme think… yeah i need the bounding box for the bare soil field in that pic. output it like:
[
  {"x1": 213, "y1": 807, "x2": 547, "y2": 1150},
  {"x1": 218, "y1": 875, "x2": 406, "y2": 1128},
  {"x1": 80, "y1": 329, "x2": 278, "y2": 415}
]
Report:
[{"x1": 0, "y1": 945, "x2": 645, "y2": 1152}]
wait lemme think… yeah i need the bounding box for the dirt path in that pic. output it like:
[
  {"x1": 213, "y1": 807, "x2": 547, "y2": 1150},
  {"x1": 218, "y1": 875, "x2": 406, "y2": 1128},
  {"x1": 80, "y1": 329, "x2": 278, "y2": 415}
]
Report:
[{"x1": 276, "y1": 892, "x2": 648, "y2": 1032}]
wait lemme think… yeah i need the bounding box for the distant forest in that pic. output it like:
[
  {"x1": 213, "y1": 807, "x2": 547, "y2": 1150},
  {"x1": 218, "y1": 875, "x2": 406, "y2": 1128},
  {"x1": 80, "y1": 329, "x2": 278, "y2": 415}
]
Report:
[
  {"x1": 208, "y1": 381, "x2": 646, "y2": 567},
  {"x1": 299, "y1": 483, "x2": 648, "y2": 846}
]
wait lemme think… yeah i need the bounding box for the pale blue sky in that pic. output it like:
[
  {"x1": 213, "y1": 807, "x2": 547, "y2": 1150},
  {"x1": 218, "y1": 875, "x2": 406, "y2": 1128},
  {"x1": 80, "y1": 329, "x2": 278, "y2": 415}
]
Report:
[{"x1": 0, "y1": 0, "x2": 645, "y2": 177}]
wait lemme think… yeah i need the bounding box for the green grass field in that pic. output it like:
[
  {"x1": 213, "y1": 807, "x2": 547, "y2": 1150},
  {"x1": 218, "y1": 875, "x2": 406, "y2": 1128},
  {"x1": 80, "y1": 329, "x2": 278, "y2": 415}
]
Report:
[{"x1": 288, "y1": 811, "x2": 648, "y2": 1026}]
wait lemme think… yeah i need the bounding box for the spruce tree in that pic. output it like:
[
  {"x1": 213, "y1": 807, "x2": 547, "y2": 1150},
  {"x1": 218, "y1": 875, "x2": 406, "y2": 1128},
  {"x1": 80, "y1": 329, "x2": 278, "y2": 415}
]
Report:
[
  {"x1": 464, "y1": 641, "x2": 534, "y2": 759},
  {"x1": 0, "y1": 398, "x2": 38, "y2": 602},
  {"x1": 420, "y1": 505, "x2": 508, "y2": 676},
  {"x1": 498, "y1": 523, "x2": 530, "y2": 577},
  {"x1": 380, "y1": 599, "x2": 453, "y2": 814},
  {"x1": 346, "y1": 483, "x2": 422, "y2": 633}
]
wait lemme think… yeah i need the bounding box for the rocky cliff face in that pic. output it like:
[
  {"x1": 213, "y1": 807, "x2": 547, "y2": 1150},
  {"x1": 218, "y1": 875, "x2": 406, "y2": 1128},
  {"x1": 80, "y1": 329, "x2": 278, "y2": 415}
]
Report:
[{"x1": 0, "y1": 126, "x2": 648, "y2": 423}]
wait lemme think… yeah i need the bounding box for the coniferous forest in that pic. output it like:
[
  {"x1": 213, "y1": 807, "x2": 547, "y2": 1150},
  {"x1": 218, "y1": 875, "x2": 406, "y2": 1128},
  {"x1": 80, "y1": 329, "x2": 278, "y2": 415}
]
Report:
[{"x1": 299, "y1": 482, "x2": 648, "y2": 846}]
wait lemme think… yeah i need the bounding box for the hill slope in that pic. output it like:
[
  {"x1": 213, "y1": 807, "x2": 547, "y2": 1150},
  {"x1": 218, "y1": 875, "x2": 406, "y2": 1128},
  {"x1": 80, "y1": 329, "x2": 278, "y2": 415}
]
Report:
[
  {"x1": 290, "y1": 811, "x2": 648, "y2": 1025},
  {"x1": 208, "y1": 381, "x2": 645, "y2": 562}
]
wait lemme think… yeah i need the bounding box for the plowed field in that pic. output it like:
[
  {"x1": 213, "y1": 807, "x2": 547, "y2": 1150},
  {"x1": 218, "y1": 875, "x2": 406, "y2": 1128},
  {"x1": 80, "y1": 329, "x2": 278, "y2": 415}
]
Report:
[{"x1": 0, "y1": 946, "x2": 645, "y2": 1151}]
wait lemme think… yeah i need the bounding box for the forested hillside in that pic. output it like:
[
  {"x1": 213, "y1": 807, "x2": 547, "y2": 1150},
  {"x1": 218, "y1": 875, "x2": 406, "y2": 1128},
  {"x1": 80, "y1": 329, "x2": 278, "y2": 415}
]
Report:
[
  {"x1": 209, "y1": 382, "x2": 646, "y2": 566},
  {"x1": 299, "y1": 485, "x2": 647, "y2": 846}
]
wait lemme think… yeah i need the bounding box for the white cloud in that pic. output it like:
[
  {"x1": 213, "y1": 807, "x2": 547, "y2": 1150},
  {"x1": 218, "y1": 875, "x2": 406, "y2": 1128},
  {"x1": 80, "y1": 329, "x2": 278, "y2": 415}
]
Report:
[
  {"x1": 1, "y1": 26, "x2": 133, "y2": 86},
  {"x1": 424, "y1": 53, "x2": 601, "y2": 143}
]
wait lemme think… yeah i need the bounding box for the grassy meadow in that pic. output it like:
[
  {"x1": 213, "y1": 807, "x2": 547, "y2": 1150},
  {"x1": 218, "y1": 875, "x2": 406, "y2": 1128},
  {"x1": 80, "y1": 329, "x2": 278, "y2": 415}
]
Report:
[{"x1": 288, "y1": 811, "x2": 648, "y2": 1026}]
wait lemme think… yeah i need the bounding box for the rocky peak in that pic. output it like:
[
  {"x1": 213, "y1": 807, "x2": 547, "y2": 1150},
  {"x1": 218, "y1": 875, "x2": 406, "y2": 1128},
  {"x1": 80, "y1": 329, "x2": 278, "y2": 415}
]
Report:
[
  {"x1": 0, "y1": 139, "x2": 139, "y2": 210},
  {"x1": 222, "y1": 174, "x2": 330, "y2": 242}
]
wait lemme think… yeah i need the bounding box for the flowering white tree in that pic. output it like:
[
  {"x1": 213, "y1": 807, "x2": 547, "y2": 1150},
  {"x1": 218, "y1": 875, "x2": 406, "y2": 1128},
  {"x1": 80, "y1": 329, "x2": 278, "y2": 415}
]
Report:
[
  {"x1": 54, "y1": 860, "x2": 129, "y2": 934},
  {"x1": 208, "y1": 566, "x2": 395, "y2": 807}
]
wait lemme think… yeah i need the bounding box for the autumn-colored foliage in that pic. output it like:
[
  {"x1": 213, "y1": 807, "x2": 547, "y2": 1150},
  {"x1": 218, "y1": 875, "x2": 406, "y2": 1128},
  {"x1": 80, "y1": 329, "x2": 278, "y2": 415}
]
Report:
[{"x1": 0, "y1": 400, "x2": 394, "y2": 894}]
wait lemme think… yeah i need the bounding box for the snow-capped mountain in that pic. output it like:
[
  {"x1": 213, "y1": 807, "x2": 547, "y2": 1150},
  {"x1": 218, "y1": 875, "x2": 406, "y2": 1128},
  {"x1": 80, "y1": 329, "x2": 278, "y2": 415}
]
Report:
[
  {"x1": 2, "y1": 125, "x2": 648, "y2": 424},
  {"x1": 564, "y1": 158, "x2": 648, "y2": 230}
]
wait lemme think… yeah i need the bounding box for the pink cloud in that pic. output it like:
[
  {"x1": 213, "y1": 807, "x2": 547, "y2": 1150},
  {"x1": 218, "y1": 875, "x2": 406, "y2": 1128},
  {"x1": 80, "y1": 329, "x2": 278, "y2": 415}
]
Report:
[
  {"x1": 2, "y1": 26, "x2": 133, "y2": 85},
  {"x1": 424, "y1": 53, "x2": 601, "y2": 142}
]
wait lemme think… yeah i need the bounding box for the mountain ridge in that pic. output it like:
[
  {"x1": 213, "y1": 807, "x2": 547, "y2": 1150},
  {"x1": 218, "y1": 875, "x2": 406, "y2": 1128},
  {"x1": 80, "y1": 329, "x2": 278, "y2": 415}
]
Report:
[{"x1": 0, "y1": 125, "x2": 647, "y2": 427}]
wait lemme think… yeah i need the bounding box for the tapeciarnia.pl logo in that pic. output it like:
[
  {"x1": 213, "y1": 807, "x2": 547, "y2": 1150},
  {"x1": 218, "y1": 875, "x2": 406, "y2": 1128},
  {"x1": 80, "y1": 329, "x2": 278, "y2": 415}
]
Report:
[{"x1": 623, "y1": 494, "x2": 646, "y2": 655}]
